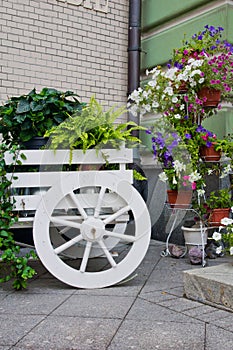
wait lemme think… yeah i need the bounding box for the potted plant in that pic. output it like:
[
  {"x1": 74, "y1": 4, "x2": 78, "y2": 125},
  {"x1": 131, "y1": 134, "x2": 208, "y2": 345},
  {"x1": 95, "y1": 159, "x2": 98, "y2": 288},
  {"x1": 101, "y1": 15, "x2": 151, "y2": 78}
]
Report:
[
  {"x1": 0, "y1": 87, "x2": 84, "y2": 146},
  {"x1": 171, "y1": 25, "x2": 233, "y2": 106},
  {"x1": 211, "y1": 212, "x2": 233, "y2": 256},
  {"x1": 145, "y1": 126, "x2": 204, "y2": 208},
  {"x1": 46, "y1": 96, "x2": 144, "y2": 158},
  {"x1": 206, "y1": 188, "x2": 233, "y2": 226}
]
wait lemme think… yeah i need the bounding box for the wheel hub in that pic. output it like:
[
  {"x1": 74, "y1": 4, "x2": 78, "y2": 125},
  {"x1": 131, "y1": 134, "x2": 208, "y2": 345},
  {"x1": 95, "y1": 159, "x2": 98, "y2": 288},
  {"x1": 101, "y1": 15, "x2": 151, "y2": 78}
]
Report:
[{"x1": 81, "y1": 217, "x2": 105, "y2": 242}]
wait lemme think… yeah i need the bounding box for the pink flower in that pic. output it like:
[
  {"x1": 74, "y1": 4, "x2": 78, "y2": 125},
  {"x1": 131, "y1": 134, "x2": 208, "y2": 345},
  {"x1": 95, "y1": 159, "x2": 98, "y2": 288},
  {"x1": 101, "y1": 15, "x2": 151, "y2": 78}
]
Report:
[
  {"x1": 183, "y1": 175, "x2": 190, "y2": 180},
  {"x1": 191, "y1": 182, "x2": 196, "y2": 190}
]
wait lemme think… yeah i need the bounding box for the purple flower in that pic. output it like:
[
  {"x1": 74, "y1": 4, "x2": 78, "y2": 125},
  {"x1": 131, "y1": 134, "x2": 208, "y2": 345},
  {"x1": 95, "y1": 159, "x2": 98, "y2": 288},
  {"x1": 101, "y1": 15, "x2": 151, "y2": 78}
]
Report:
[
  {"x1": 185, "y1": 133, "x2": 191, "y2": 139},
  {"x1": 174, "y1": 62, "x2": 183, "y2": 69},
  {"x1": 206, "y1": 141, "x2": 212, "y2": 148},
  {"x1": 196, "y1": 125, "x2": 206, "y2": 133}
]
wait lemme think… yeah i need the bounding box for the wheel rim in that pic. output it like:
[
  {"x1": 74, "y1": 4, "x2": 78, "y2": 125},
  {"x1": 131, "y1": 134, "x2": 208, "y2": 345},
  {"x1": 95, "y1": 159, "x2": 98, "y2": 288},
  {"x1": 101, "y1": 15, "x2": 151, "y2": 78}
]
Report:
[{"x1": 33, "y1": 172, "x2": 151, "y2": 288}]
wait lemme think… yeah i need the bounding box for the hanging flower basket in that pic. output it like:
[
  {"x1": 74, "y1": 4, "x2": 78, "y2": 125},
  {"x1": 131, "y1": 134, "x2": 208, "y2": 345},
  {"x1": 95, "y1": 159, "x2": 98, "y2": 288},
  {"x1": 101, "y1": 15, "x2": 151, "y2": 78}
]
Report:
[
  {"x1": 167, "y1": 190, "x2": 192, "y2": 209},
  {"x1": 197, "y1": 87, "x2": 221, "y2": 107},
  {"x1": 200, "y1": 142, "x2": 221, "y2": 162}
]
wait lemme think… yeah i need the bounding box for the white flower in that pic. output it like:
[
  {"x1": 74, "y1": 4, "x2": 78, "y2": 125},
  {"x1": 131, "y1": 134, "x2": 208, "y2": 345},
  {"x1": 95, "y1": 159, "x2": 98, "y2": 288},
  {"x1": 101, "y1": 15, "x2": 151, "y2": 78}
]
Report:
[
  {"x1": 230, "y1": 247, "x2": 233, "y2": 255},
  {"x1": 172, "y1": 176, "x2": 177, "y2": 185},
  {"x1": 158, "y1": 172, "x2": 168, "y2": 182},
  {"x1": 128, "y1": 88, "x2": 142, "y2": 103},
  {"x1": 172, "y1": 96, "x2": 178, "y2": 103},
  {"x1": 231, "y1": 206, "x2": 233, "y2": 213},
  {"x1": 152, "y1": 101, "x2": 159, "y2": 108},
  {"x1": 220, "y1": 164, "x2": 231, "y2": 178},
  {"x1": 174, "y1": 114, "x2": 181, "y2": 119},
  {"x1": 148, "y1": 80, "x2": 157, "y2": 87},
  {"x1": 143, "y1": 104, "x2": 151, "y2": 112},
  {"x1": 208, "y1": 169, "x2": 214, "y2": 175},
  {"x1": 216, "y1": 246, "x2": 223, "y2": 255},
  {"x1": 212, "y1": 231, "x2": 222, "y2": 241},
  {"x1": 165, "y1": 67, "x2": 178, "y2": 80},
  {"x1": 179, "y1": 104, "x2": 185, "y2": 110},
  {"x1": 221, "y1": 217, "x2": 233, "y2": 226},
  {"x1": 198, "y1": 78, "x2": 205, "y2": 84},
  {"x1": 197, "y1": 189, "x2": 205, "y2": 197},
  {"x1": 173, "y1": 160, "x2": 186, "y2": 173},
  {"x1": 164, "y1": 87, "x2": 174, "y2": 96},
  {"x1": 128, "y1": 104, "x2": 139, "y2": 116},
  {"x1": 190, "y1": 69, "x2": 202, "y2": 77},
  {"x1": 189, "y1": 170, "x2": 202, "y2": 182}
]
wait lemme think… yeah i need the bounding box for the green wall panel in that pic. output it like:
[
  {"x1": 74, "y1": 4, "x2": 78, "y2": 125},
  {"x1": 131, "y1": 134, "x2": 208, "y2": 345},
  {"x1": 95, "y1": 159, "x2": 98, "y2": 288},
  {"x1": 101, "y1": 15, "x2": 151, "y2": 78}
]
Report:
[
  {"x1": 142, "y1": 0, "x2": 215, "y2": 30},
  {"x1": 141, "y1": 5, "x2": 233, "y2": 70},
  {"x1": 203, "y1": 109, "x2": 233, "y2": 138}
]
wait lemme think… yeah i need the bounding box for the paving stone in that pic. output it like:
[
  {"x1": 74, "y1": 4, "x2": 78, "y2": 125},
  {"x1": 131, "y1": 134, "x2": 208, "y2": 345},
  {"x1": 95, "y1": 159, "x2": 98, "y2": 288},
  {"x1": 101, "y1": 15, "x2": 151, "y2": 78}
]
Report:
[
  {"x1": 12, "y1": 316, "x2": 121, "y2": 350},
  {"x1": 183, "y1": 308, "x2": 233, "y2": 323},
  {"x1": 108, "y1": 319, "x2": 205, "y2": 350},
  {"x1": 74, "y1": 283, "x2": 142, "y2": 297},
  {"x1": 51, "y1": 294, "x2": 135, "y2": 319},
  {"x1": 206, "y1": 324, "x2": 233, "y2": 349},
  {"x1": 125, "y1": 297, "x2": 202, "y2": 324},
  {"x1": 184, "y1": 263, "x2": 233, "y2": 311},
  {"x1": 0, "y1": 314, "x2": 45, "y2": 346},
  {"x1": 139, "y1": 289, "x2": 180, "y2": 303},
  {"x1": 25, "y1": 278, "x2": 76, "y2": 294},
  {"x1": 0, "y1": 293, "x2": 71, "y2": 315},
  {"x1": 154, "y1": 296, "x2": 203, "y2": 312},
  {"x1": 211, "y1": 313, "x2": 233, "y2": 331}
]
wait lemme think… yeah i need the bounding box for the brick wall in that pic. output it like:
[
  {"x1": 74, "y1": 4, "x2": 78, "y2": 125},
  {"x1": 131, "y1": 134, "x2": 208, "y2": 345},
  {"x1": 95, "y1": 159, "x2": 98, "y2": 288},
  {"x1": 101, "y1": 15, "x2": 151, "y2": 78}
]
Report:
[{"x1": 0, "y1": 0, "x2": 129, "y2": 116}]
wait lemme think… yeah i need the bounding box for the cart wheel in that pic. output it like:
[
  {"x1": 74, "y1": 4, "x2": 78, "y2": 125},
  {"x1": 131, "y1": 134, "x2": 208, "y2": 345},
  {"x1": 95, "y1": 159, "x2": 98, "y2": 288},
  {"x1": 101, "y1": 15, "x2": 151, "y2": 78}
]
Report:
[
  {"x1": 33, "y1": 172, "x2": 151, "y2": 289},
  {"x1": 50, "y1": 222, "x2": 126, "y2": 259}
]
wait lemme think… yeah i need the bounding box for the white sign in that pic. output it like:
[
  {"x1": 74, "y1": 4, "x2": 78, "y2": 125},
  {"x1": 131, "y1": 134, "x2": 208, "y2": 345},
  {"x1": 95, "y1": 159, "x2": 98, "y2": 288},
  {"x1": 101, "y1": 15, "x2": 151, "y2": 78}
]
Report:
[{"x1": 57, "y1": 0, "x2": 109, "y2": 13}]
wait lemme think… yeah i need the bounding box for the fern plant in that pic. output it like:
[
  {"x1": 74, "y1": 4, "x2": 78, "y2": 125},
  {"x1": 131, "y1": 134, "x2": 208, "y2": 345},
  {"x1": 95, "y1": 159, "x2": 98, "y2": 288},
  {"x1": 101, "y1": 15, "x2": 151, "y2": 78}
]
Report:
[{"x1": 45, "y1": 97, "x2": 144, "y2": 156}]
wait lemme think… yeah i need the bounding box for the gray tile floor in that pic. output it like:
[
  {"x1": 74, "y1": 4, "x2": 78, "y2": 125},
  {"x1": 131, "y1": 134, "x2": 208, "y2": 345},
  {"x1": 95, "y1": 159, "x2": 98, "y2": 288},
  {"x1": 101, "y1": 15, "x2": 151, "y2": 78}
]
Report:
[{"x1": 0, "y1": 240, "x2": 233, "y2": 350}]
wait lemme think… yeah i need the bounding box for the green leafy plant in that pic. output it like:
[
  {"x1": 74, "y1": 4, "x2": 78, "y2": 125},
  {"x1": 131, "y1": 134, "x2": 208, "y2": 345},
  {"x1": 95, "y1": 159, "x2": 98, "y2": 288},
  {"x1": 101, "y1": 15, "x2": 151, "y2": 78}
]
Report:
[
  {"x1": 172, "y1": 25, "x2": 226, "y2": 63},
  {"x1": 0, "y1": 88, "x2": 84, "y2": 143},
  {"x1": 206, "y1": 188, "x2": 233, "y2": 209},
  {"x1": 46, "y1": 96, "x2": 145, "y2": 158},
  {"x1": 0, "y1": 142, "x2": 36, "y2": 290}
]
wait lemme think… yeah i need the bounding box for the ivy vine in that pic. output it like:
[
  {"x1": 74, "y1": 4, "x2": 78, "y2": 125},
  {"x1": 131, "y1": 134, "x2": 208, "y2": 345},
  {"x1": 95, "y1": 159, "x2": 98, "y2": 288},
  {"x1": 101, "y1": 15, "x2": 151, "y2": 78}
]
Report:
[{"x1": 0, "y1": 142, "x2": 36, "y2": 290}]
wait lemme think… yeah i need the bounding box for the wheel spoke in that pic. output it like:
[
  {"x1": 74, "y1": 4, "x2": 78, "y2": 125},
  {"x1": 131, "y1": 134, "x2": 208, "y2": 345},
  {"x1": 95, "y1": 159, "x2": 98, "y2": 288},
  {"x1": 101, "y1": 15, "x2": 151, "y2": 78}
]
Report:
[
  {"x1": 98, "y1": 239, "x2": 117, "y2": 268},
  {"x1": 103, "y1": 205, "x2": 131, "y2": 225},
  {"x1": 68, "y1": 191, "x2": 88, "y2": 220},
  {"x1": 104, "y1": 229, "x2": 137, "y2": 242},
  {"x1": 80, "y1": 241, "x2": 92, "y2": 273},
  {"x1": 50, "y1": 217, "x2": 81, "y2": 230},
  {"x1": 94, "y1": 186, "x2": 106, "y2": 218},
  {"x1": 54, "y1": 233, "x2": 83, "y2": 255}
]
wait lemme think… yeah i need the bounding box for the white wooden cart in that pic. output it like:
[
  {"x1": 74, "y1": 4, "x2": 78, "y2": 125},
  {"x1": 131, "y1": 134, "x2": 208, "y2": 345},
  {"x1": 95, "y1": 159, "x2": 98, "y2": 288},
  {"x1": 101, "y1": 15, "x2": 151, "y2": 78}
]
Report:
[{"x1": 5, "y1": 147, "x2": 151, "y2": 289}]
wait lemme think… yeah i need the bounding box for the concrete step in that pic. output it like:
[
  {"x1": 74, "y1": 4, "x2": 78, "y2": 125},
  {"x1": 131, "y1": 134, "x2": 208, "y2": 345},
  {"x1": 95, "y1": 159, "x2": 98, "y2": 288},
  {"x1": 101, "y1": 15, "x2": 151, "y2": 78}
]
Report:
[{"x1": 183, "y1": 263, "x2": 233, "y2": 312}]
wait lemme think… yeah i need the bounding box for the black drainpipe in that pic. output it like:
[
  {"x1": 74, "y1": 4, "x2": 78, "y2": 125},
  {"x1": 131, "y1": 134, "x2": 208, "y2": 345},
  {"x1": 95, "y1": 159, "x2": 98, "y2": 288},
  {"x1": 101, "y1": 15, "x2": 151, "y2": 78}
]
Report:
[
  {"x1": 127, "y1": 0, "x2": 141, "y2": 132},
  {"x1": 127, "y1": 0, "x2": 148, "y2": 202}
]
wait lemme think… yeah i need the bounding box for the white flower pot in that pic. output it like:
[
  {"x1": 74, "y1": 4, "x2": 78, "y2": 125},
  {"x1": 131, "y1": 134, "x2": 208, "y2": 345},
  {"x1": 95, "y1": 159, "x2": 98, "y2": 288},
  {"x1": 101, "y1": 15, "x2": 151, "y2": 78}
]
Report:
[{"x1": 181, "y1": 225, "x2": 208, "y2": 250}]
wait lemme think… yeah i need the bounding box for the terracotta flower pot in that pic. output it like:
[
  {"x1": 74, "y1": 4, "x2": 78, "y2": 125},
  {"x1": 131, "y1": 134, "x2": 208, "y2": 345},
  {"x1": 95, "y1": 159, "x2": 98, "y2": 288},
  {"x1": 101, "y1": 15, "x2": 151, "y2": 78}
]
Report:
[
  {"x1": 178, "y1": 81, "x2": 188, "y2": 94},
  {"x1": 197, "y1": 87, "x2": 221, "y2": 107},
  {"x1": 200, "y1": 142, "x2": 221, "y2": 162},
  {"x1": 209, "y1": 208, "x2": 230, "y2": 226},
  {"x1": 167, "y1": 190, "x2": 192, "y2": 209}
]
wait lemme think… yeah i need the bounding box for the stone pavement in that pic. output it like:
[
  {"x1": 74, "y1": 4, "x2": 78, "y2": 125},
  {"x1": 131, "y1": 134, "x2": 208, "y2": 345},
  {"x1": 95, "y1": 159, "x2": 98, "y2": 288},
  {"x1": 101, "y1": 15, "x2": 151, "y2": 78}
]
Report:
[{"x1": 0, "y1": 240, "x2": 233, "y2": 350}]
